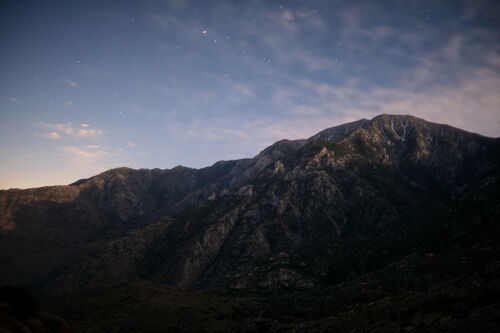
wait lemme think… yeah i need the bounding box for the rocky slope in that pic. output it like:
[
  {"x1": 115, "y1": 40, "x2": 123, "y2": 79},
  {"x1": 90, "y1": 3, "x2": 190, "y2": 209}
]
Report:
[
  {"x1": 42, "y1": 171, "x2": 500, "y2": 332},
  {"x1": 1, "y1": 114, "x2": 498, "y2": 295}
]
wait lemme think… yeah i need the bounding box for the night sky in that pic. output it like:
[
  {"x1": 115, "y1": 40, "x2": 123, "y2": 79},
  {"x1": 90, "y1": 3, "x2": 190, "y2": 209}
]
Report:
[{"x1": 1, "y1": 0, "x2": 499, "y2": 189}]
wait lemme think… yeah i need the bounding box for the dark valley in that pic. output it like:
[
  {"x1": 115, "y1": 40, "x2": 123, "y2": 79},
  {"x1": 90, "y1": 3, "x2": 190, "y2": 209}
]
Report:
[{"x1": 1, "y1": 114, "x2": 499, "y2": 332}]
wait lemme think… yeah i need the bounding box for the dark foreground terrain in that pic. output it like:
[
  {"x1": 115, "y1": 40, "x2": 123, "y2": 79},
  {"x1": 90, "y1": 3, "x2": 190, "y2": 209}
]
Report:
[{"x1": 1, "y1": 114, "x2": 499, "y2": 332}]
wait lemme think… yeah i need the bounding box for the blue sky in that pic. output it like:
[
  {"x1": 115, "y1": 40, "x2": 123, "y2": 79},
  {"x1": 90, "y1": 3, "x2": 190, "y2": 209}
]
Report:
[{"x1": 1, "y1": 0, "x2": 499, "y2": 189}]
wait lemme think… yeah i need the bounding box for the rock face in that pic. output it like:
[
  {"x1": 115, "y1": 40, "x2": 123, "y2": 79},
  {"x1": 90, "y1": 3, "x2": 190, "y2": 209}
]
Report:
[{"x1": 0, "y1": 114, "x2": 499, "y2": 296}]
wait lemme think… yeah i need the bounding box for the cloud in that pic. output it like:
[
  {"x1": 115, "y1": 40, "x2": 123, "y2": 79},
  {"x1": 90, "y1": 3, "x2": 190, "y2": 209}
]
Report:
[
  {"x1": 365, "y1": 70, "x2": 500, "y2": 137},
  {"x1": 78, "y1": 128, "x2": 102, "y2": 137},
  {"x1": 62, "y1": 146, "x2": 109, "y2": 161},
  {"x1": 66, "y1": 101, "x2": 73, "y2": 105},
  {"x1": 127, "y1": 141, "x2": 136, "y2": 147},
  {"x1": 485, "y1": 52, "x2": 500, "y2": 68},
  {"x1": 37, "y1": 122, "x2": 104, "y2": 139},
  {"x1": 282, "y1": 10, "x2": 294, "y2": 22},
  {"x1": 295, "y1": 8, "x2": 327, "y2": 31},
  {"x1": 60, "y1": 145, "x2": 131, "y2": 175},
  {"x1": 179, "y1": 116, "x2": 335, "y2": 162},
  {"x1": 268, "y1": 66, "x2": 500, "y2": 138},
  {"x1": 225, "y1": 84, "x2": 254, "y2": 105},
  {"x1": 182, "y1": 60, "x2": 500, "y2": 160},
  {"x1": 8, "y1": 97, "x2": 17, "y2": 103},
  {"x1": 42, "y1": 132, "x2": 61, "y2": 140},
  {"x1": 65, "y1": 79, "x2": 78, "y2": 87},
  {"x1": 151, "y1": 2, "x2": 334, "y2": 74},
  {"x1": 151, "y1": 14, "x2": 185, "y2": 32},
  {"x1": 148, "y1": 0, "x2": 500, "y2": 159},
  {"x1": 444, "y1": 36, "x2": 463, "y2": 63}
]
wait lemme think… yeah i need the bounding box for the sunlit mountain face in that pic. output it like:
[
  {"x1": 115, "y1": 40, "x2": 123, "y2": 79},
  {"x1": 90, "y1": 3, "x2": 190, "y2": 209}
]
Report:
[
  {"x1": 1, "y1": 1, "x2": 500, "y2": 332},
  {"x1": 1, "y1": 0, "x2": 499, "y2": 189}
]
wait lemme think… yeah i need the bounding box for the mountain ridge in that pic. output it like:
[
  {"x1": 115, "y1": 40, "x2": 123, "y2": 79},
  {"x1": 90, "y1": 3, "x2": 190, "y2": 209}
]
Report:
[
  {"x1": 1, "y1": 113, "x2": 499, "y2": 331},
  {"x1": 1, "y1": 114, "x2": 496, "y2": 193},
  {"x1": 1, "y1": 113, "x2": 498, "y2": 294}
]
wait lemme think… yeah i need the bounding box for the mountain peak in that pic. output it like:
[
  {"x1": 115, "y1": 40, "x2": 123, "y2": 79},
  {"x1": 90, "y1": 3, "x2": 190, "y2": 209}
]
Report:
[
  {"x1": 308, "y1": 118, "x2": 370, "y2": 142},
  {"x1": 308, "y1": 114, "x2": 492, "y2": 148}
]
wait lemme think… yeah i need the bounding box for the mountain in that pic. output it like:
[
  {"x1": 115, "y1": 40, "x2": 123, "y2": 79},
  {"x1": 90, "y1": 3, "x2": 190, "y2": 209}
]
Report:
[{"x1": 1, "y1": 114, "x2": 499, "y2": 331}]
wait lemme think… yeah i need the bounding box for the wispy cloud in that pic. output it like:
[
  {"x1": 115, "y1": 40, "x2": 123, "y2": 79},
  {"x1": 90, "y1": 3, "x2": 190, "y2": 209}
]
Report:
[
  {"x1": 150, "y1": 0, "x2": 500, "y2": 148},
  {"x1": 151, "y1": 14, "x2": 187, "y2": 34},
  {"x1": 62, "y1": 146, "x2": 109, "y2": 160},
  {"x1": 181, "y1": 60, "x2": 500, "y2": 160},
  {"x1": 60, "y1": 145, "x2": 131, "y2": 175},
  {"x1": 64, "y1": 79, "x2": 78, "y2": 87},
  {"x1": 42, "y1": 131, "x2": 61, "y2": 140},
  {"x1": 281, "y1": 9, "x2": 294, "y2": 22},
  {"x1": 8, "y1": 97, "x2": 17, "y2": 103},
  {"x1": 37, "y1": 122, "x2": 104, "y2": 139},
  {"x1": 270, "y1": 68, "x2": 500, "y2": 137}
]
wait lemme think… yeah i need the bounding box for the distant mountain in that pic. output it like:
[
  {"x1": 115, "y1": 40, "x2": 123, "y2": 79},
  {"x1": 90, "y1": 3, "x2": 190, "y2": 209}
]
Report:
[{"x1": 1, "y1": 114, "x2": 499, "y2": 331}]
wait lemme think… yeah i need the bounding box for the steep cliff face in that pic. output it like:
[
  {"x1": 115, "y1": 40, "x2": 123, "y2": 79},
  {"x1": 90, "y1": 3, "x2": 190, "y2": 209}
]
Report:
[{"x1": 0, "y1": 114, "x2": 498, "y2": 295}]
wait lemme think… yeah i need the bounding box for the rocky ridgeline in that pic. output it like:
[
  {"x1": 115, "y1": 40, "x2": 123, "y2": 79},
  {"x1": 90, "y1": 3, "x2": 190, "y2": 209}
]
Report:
[{"x1": 0, "y1": 114, "x2": 498, "y2": 295}]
